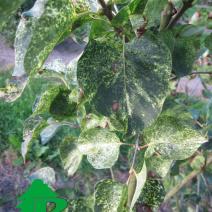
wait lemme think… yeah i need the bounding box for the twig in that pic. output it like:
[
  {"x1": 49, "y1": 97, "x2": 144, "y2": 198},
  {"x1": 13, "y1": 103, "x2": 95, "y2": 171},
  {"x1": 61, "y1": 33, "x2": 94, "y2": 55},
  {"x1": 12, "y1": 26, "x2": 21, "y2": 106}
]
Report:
[
  {"x1": 98, "y1": 0, "x2": 114, "y2": 21},
  {"x1": 191, "y1": 71, "x2": 212, "y2": 75},
  {"x1": 110, "y1": 168, "x2": 115, "y2": 181},
  {"x1": 196, "y1": 175, "x2": 200, "y2": 212},
  {"x1": 167, "y1": 0, "x2": 194, "y2": 28},
  {"x1": 130, "y1": 135, "x2": 139, "y2": 172},
  {"x1": 164, "y1": 154, "x2": 212, "y2": 202},
  {"x1": 122, "y1": 143, "x2": 149, "y2": 151}
]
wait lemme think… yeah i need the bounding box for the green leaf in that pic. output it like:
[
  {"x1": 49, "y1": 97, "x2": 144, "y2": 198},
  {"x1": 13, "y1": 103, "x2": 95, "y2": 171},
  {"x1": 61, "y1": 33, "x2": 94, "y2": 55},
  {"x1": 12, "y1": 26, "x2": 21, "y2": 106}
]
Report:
[
  {"x1": 34, "y1": 69, "x2": 71, "y2": 88},
  {"x1": 40, "y1": 119, "x2": 79, "y2": 145},
  {"x1": 78, "y1": 128, "x2": 121, "y2": 169},
  {"x1": 33, "y1": 86, "x2": 62, "y2": 115},
  {"x1": 72, "y1": 0, "x2": 90, "y2": 13},
  {"x1": 139, "y1": 179, "x2": 165, "y2": 208},
  {"x1": 146, "y1": 155, "x2": 173, "y2": 178},
  {"x1": 29, "y1": 167, "x2": 56, "y2": 186},
  {"x1": 94, "y1": 179, "x2": 128, "y2": 212},
  {"x1": 72, "y1": 22, "x2": 91, "y2": 44},
  {"x1": 69, "y1": 196, "x2": 94, "y2": 212},
  {"x1": 128, "y1": 0, "x2": 148, "y2": 14},
  {"x1": 21, "y1": 115, "x2": 47, "y2": 162},
  {"x1": 158, "y1": 30, "x2": 175, "y2": 53},
  {"x1": 33, "y1": 86, "x2": 78, "y2": 119},
  {"x1": 90, "y1": 18, "x2": 114, "y2": 40},
  {"x1": 112, "y1": 0, "x2": 148, "y2": 27},
  {"x1": 172, "y1": 37, "x2": 199, "y2": 77},
  {"x1": 40, "y1": 119, "x2": 62, "y2": 145},
  {"x1": 205, "y1": 34, "x2": 212, "y2": 51},
  {"x1": 60, "y1": 138, "x2": 83, "y2": 176},
  {"x1": 81, "y1": 113, "x2": 124, "y2": 132},
  {"x1": 77, "y1": 32, "x2": 172, "y2": 133},
  {"x1": 21, "y1": 0, "x2": 73, "y2": 75},
  {"x1": 81, "y1": 113, "x2": 111, "y2": 130},
  {"x1": 0, "y1": 75, "x2": 28, "y2": 103},
  {"x1": 129, "y1": 14, "x2": 146, "y2": 34},
  {"x1": 143, "y1": 0, "x2": 167, "y2": 28},
  {"x1": 86, "y1": 0, "x2": 101, "y2": 12},
  {"x1": 73, "y1": 0, "x2": 101, "y2": 13},
  {"x1": 143, "y1": 114, "x2": 207, "y2": 160},
  {"x1": 179, "y1": 25, "x2": 205, "y2": 37},
  {"x1": 190, "y1": 155, "x2": 205, "y2": 170},
  {"x1": 127, "y1": 161, "x2": 147, "y2": 210},
  {"x1": 0, "y1": 0, "x2": 24, "y2": 30},
  {"x1": 112, "y1": 6, "x2": 130, "y2": 27}
]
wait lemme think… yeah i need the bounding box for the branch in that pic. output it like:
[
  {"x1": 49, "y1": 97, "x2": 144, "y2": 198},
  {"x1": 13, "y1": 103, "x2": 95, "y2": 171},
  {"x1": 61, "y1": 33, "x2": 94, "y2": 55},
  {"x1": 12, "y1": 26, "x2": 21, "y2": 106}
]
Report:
[
  {"x1": 98, "y1": 0, "x2": 114, "y2": 21},
  {"x1": 167, "y1": 0, "x2": 194, "y2": 28},
  {"x1": 164, "y1": 154, "x2": 212, "y2": 202},
  {"x1": 122, "y1": 142, "x2": 149, "y2": 151},
  {"x1": 191, "y1": 71, "x2": 212, "y2": 75},
  {"x1": 130, "y1": 135, "x2": 140, "y2": 172},
  {"x1": 110, "y1": 168, "x2": 115, "y2": 181}
]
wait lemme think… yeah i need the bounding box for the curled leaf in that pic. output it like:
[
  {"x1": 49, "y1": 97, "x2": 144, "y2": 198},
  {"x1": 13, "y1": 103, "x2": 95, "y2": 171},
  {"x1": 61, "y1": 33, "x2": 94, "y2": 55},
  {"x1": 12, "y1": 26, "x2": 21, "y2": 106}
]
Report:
[
  {"x1": 127, "y1": 161, "x2": 147, "y2": 210},
  {"x1": 24, "y1": 0, "x2": 73, "y2": 75}
]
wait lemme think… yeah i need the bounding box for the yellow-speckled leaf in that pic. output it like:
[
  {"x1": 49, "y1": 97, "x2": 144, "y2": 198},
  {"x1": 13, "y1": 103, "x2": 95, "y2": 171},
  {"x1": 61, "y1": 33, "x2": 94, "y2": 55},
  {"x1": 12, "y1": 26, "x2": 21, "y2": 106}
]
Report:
[
  {"x1": 77, "y1": 32, "x2": 172, "y2": 133},
  {"x1": 25, "y1": 0, "x2": 73, "y2": 75},
  {"x1": 78, "y1": 128, "x2": 121, "y2": 169},
  {"x1": 94, "y1": 179, "x2": 128, "y2": 212},
  {"x1": 143, "y1": 115, "x2": 207, "y2": 160}
]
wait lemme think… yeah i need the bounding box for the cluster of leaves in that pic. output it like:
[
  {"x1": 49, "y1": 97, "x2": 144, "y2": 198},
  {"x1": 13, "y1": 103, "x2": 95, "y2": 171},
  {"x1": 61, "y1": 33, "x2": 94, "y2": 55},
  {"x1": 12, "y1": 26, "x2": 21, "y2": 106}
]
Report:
[
  {"x1": 0, "y1": 0, "x2": 211, "y2": 211},
  {"x1": 0, "y1": 70, "x2": 62, "y2": 152}
]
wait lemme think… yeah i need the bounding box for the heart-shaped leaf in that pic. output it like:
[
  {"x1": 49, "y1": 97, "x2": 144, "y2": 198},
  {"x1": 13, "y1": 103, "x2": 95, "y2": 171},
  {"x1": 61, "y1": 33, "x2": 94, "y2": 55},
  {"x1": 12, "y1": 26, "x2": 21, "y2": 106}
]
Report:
[{"x1": 77, "y1": 32, "x2": 172, "y2": 133}]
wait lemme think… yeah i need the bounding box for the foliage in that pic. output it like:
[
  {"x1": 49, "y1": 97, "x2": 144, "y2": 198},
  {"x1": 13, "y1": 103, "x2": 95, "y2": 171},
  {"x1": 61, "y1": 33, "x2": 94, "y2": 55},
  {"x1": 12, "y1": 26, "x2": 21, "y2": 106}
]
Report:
[{"x1": 0, "y1": 0, "x2": 211, "y2": 211}]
